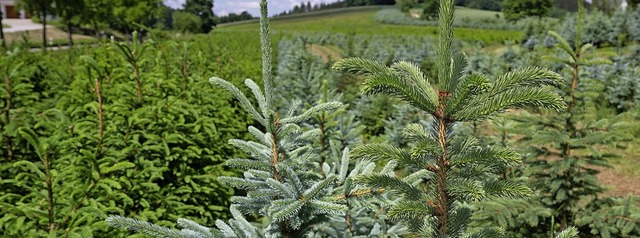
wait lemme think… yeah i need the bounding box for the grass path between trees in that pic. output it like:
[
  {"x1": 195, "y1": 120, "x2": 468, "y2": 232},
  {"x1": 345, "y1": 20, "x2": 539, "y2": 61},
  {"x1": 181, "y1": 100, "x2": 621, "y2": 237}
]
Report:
[{"x1": 308, "y1": 44, "x2": 343, "y2": 62}]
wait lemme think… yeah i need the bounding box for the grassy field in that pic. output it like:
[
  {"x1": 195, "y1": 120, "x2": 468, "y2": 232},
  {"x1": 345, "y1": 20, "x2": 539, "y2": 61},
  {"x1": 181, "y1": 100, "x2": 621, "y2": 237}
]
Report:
[
  {"x1": 410, "y1": 6, "x2": 505, "y2": 23},
  {"x1": 454, "y1": 7, "x2": 504, "y2": 21},
  {"x1": 4, "y1": 27, "x2": 97, "y2": 48},
  {"x1": 217, "y1": 6, "x2": 522, "y2": 44}
]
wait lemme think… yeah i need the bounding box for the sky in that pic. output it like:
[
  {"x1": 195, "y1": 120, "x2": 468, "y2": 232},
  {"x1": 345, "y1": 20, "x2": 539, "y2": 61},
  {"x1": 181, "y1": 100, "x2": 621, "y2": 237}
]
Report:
[{"x1": 164, "y1": 0, "x2": 341, "y2": 17}]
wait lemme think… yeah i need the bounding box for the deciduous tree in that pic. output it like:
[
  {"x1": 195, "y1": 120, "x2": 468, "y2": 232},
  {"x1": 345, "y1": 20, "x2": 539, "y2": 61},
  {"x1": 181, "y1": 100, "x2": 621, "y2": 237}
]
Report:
[
  {"x1": 172, "y1": 11, "x2": 202, "y2": 33},
  {"x1": 183, "y1": 0, "x2": 215, "y2": 33},
  {"x1": 502, "y1": 0, "x2": 553, "y2": 21},
  {"x1": 54, "y1": 0, "x2": 83, "y2": 46},
  {"x1": 112, "y1": 0, "x2": 162, "y2": 36},
  {"x1": 17, "y1": 0, "x2": 54, "y2": 50},
  {"x1": 0, "y1": 18, "x2": 6, "y2": 51}
]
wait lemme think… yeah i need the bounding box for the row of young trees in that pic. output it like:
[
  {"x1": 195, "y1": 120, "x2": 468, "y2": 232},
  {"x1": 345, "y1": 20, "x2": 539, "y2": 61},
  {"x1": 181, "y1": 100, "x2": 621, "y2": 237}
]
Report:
[
  {"x1": 104, "y1": 0, "x2": 640, "y2": 237},
  {"x1": 3, "y1": 0, "x2": 638, "y2": 236},
  {"x1": 0, "y1": 30, "x2": 265, "y2": 236}
]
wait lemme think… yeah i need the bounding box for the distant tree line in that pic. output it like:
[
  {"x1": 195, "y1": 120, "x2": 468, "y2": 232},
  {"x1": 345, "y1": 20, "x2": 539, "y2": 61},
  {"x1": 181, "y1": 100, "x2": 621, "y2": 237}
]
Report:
[
  {"x1": 8, "y1": 0, "x2": 220, "y2": 49},
  {"x1": 216, "y1": 12, "x2": 254, "y2": 24},
  {"x1": 6, "y1": 0, "x2": 257, "y2": 48},
  {"x1": 249, "y1": 0, "x2": 631, "y2": 23},
  {"x1": 12, "y1": 0, "x2": 168, "y2": 48},
  {"x1": 274, "y1": 0, "x2": 395, "y2": 16}
]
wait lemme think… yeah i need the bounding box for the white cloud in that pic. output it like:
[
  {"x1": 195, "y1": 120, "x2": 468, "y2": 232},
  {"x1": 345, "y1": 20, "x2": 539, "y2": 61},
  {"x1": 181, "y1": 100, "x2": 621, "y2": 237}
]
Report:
[{"x1": 164, "y1": 0, "x2": 340, "y2": 17}]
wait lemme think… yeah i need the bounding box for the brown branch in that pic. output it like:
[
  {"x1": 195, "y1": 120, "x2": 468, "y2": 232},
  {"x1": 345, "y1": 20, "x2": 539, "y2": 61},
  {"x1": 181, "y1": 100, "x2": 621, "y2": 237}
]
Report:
[
  {"x1": 563, "y1": 58, "x2": 580, "y2": 159},
  {"x1": 4, "y1": 67, "x2": 12, "y2": 161},
  {"x1": 334, "y1": 188, "x2": 386, "y2": 201},
  {"x1": 435, "y1": 90, "x2": 451, "y2": 236},
  {"x1": 133, "y1": 60, "x2": 142, "y2": 104},
  {"x1": 95, "y1": 77, "x2": 103, "y2": 140},
  {"x1": 270, "y1": 133, "x2": 282, "y2": 181},
  {"x1": 44, "y1": 152, "x2": 55, "y2": 234}
]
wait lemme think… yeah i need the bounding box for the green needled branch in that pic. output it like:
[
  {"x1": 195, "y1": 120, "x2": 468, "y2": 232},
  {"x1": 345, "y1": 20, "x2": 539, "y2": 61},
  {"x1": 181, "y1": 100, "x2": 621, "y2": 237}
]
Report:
[{"x1": 260, "y1": 0, "x2": 274, "y2": 111}]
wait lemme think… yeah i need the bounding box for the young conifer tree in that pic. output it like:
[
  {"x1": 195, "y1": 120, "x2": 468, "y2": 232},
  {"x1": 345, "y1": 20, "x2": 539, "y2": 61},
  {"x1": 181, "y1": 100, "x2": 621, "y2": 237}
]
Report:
[
  {"x1": 512, "y1": 1, "x2": 640, "y2": 236},
  {"x1": 468, "y1": 1, "x2": 640, "y2": 237},
  {"x1": 273, "y1": 37, "x2": 411, "y2": 237},
  {"x1": 332, "y1": 0, "x2": 566, "y2": 236},
  {"x1": 106, "y1": 1, "x2": 403, "y2": 237}
]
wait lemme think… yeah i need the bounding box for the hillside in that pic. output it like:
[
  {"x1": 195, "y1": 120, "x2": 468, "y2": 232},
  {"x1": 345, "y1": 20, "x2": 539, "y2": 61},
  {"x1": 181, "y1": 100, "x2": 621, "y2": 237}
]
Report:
[
  {"x1": 215, "y1": 5, "x2": 640, "y2": 199},
  {"x1": 216, "y1": 6, "x2": 523, "y2": 43}
]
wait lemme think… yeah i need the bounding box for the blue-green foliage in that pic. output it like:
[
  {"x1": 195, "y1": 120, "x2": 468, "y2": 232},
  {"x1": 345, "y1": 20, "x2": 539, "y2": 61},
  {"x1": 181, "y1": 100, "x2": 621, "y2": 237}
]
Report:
[
  {"x1": 375, "y1": 8, "x2": 521, "y2": 30},
  {"x1": 627, "y1": 7, "x2": 640, "y2": 42},
  {"x1": 559, "y1": 9, "x2": 640, "y2": 47},
  {"x1": 299, "y1": 32, "x2": 434, "y2": 64}
]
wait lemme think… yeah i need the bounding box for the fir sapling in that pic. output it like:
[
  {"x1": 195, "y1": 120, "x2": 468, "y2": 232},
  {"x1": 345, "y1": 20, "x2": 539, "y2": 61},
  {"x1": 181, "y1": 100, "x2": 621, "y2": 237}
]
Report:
[
  {"x1": 514, "y1": 1, "x2": 640, "y2": 235},
  {"x1": 333, "y1": 0, "x2": 566, "y2": 236},
  {"x1": 106, "y1": 0, "x2": 402, "y2": 237},
  {"x1": 473, "y1": 1, "x2": 640, "y2": 236}
]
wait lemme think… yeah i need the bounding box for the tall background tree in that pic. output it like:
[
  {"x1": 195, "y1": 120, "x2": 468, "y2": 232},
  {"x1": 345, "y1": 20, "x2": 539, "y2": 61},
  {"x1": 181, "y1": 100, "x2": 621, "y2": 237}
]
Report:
[
  {"x1": 396, "y1": 0, "x2": 417, "y2": 12},
  {"x1": 590, "y1": 0, "x2": 622, "y2": 14},
  {"x1": 502, "y1": 0, "x2": 553, "y2": 21},
  {"x1": 172, "y1": 10, "x2": 202, "y2": 33},
  {"x1": 111, "y1": 0, "x2": 162, "y2": 36},
  {"x1": 17, "y1": 0, "x2": 54, "y2": 50},
  {"x1": 0, "y1": 17, "x2": 6, "y2": 51},
  {"x1": 423, "y1": 0, "x2": 439, "y2": 19},
  {"x1": 82, "y1": 0, "x2": 112, "y2": 38},
  {"x1": 183, "y1": 0, "x2": 215, "y2": 33},
  {"x1": 55, "y1": 0, "x2": 84, "y2": 46}
]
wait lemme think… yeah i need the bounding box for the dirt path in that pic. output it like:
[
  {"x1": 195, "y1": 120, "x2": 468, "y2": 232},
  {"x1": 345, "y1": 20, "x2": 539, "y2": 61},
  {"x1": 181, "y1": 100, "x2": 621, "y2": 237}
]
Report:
[
  {"x1": 598, "y1": 166, "x2": 640, "y2": 197},
  {"x1": 3, "y1": 19, "x2": 49, "y2": 33},
  {"x1": 307, "y1": 44, "x2": 342, "y2": 62}
]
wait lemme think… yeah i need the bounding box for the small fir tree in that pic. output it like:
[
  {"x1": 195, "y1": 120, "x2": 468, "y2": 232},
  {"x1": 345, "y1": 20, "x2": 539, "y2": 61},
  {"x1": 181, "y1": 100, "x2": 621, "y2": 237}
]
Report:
[
  {"x1": 332, "y1": 0, "x2": 565, "y2": 236},
  {"x1": 493, "y1": 1, "x2": 640, "y2": 236}
]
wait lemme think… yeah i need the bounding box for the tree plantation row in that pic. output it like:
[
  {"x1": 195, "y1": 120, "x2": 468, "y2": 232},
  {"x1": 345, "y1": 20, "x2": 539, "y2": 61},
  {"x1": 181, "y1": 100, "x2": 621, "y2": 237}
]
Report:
[
  {"x1": 0, "y1": 32, "x2": 262, "y2": 236},
  {"x1": 2, "y1": 2, "x2": 640, "y2": 238}
]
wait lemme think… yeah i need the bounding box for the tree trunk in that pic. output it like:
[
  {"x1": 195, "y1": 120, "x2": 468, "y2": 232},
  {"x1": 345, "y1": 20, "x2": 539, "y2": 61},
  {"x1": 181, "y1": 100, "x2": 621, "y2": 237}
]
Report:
[
  {"x1": 95, "y1": 76, "x2": 103, "y2": 140},
  {"x1": 124, "y1": 27, "x2": 130, "y2": 42},
  {"x1": 4, "y1": 66, "x2": 12, "y2": 161},
  {"x1": 0, "y1": 17, "x2": 7, "y2": 52},
  {"x1": 42, "y1": 10, "x2": 47, "y2": 51},
  {"x1": 434, "y1": 91, "x2": 451, "y2": 236},
  {"x1": 66, "y1": 19, "x2": 73, "y2": 46},
  {"x1": 92, "y1": 20, "x2": 99, "y2": 39}
]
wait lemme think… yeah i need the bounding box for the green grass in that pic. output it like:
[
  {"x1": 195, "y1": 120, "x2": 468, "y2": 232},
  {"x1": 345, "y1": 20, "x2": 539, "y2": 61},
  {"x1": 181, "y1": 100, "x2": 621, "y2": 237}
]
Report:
[
  {"x1": 217, "y1": 6, "x2": 522, "y2": 44},
  {"x1": 454, "y1": 7, "x2": 504, "y2": 22},
  {"x1": 411, "y1": 6, "x2": 505, "y2": 23},
  {"x1": 2, "y1": 24, "x2": 9, "y2": 28}
]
